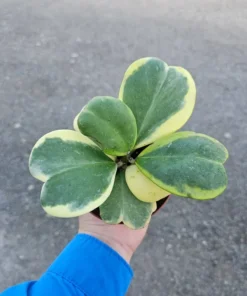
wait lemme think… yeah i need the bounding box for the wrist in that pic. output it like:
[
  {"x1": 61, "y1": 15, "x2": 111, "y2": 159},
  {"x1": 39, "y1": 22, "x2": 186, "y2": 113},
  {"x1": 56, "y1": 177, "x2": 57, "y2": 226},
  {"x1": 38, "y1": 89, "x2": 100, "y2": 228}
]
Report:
[{"x1": 81, "y1": 231, "x2": 133, "y2": 263}]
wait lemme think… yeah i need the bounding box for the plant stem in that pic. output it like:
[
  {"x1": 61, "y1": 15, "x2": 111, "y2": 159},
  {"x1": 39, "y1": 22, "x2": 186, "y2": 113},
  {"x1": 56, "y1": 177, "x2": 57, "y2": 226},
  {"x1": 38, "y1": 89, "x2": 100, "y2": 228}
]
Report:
[{"x1": 127, "y1": 153, "x2": 135, "y2": 164}]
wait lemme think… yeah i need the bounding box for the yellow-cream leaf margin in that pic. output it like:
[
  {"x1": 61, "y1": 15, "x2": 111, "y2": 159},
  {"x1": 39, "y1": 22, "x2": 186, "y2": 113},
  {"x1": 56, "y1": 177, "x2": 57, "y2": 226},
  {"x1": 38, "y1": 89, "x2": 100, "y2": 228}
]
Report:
[
  {"x1": 29, "y1": 130, "x2": 99, "y2": 182},
  {"x1": 119, "y1": 58, "x2": 196, "y2": 148},
  {"x1": 119, "y1": 57, "x2": 150, "y2": 99},
  {"x1": 139, "y1": 131, "x2": 229, "y2": 164},
  {"x1": 136, "y1": 131, "x2": 228, "y2": 200},
  {"x1": 73, "y1": 113, "x2": 81, "y2": 132},
  {"x1": 136, "y1": 161, "x2": 227, "y2": 200},
  {"x1": 41, "y1": 165, "x2": 117, "y2": 218},
  {"x1": 136, "y1": 66, "x2": 196, "y2": 148},
  {"x1": 125, "y1": 165, "x2": 170, "y2": 203}
]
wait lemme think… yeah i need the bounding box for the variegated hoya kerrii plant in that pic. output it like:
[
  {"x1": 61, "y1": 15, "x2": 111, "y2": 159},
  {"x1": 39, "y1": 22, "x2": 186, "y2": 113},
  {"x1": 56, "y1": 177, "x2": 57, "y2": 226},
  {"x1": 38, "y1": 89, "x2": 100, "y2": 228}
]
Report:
[{"x1": 29, "y1": 57, "x2": 228, "y2": 229}]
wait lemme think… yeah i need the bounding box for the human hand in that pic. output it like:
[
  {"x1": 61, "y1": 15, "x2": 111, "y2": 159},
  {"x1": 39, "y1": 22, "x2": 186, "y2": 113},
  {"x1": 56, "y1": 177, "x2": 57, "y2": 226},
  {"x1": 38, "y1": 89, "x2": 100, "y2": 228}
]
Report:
[{"x1": 79, "y1": 214, "x2": 148, "y2": 263}]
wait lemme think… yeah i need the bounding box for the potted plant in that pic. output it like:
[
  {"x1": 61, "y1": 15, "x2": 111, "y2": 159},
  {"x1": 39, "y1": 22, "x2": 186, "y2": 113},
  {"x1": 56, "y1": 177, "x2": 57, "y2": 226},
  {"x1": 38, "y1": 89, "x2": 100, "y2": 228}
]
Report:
[{"x1": 29, "y1": 57, "x2": 228, "y2": 229}]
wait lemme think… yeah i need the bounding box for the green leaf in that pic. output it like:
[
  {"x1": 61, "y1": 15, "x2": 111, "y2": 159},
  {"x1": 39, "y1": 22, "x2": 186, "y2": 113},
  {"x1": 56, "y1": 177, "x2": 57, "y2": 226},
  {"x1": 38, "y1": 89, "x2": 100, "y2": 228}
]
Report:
[
  {"x1": 125, "y1": 164, "x2": 170, "y2": 202},
  {"x1": 100, "y1": 170, "x2": 154, "y2": 229},
  {"x1": 29, "y1": 130, "x2": 113, "y2": 182},
  {"x1": 29, "y1": 130, "x2": 117, "y2": 217},
  {"x1": 77, "y1": 96, "x2": 137, "y2": 156},
  {"x1": 41, "y1": 164, "x2": 116, "y2": 218},
  {"x1": 119, "y1": 57, "x2": 196, "y2": 148},
  {"x1": 73, "y1": 114, "x2": 116, "y2": 161},
  {"x1": 136, "y1": 131, "x2": 228, "y2": 200}
]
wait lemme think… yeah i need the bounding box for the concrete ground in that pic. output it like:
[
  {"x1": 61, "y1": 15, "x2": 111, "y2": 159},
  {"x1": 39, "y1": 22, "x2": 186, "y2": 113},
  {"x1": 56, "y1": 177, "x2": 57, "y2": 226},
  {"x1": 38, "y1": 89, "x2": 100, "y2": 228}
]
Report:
[{"x1": 0, "y1": 0, "x2": 247, "y2": 295}]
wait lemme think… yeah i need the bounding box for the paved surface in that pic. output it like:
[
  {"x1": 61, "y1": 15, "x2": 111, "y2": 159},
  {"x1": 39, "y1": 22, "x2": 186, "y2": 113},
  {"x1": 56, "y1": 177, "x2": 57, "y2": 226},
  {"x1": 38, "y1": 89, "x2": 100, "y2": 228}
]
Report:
[{"x1": 0, "y1": 1, "x2": 247, "y2": 295}]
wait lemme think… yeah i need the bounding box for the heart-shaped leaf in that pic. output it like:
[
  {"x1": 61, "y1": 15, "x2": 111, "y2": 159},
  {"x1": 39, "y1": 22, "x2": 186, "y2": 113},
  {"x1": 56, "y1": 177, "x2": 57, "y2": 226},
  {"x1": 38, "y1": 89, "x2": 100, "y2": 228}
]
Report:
[
  {"x1": 100, "y1": 170, "x2": 154, "y2": 229},
  {"x1": 29, "y1": 130, "x2": 117, "y2": 217},
  {"x1": 125, "y1": 164, "x2": 170, "y2": 202},
  {"x1": 41, "y1": 165, "x2": 116, "y2": 218},
  {"x1": 119, "y1": 57, "x2": 196, "y2": 148},
  {"x1": 136, "y1": 132, "x2": 228, "y2": 200},
  {"x1": 77, "y1": 96, "x2": 137, "y2": 156},
  {"x1": 73, "y1": 114, "x2": 116, "y2": 161}
]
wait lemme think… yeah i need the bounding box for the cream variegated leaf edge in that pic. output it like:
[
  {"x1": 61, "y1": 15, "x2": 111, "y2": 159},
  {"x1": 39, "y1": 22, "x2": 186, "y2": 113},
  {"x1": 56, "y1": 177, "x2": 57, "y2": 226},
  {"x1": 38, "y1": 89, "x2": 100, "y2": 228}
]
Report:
[
  {"x1": 125, "y1": 164, "x2": 170, "y2": 203},
  {"x1": 136, "y1": 131, "x2": 228, "y2": 200},
  {"x1": 119, "y1": 57, "x2": 196, "y2": 148},
  {"x1": 29, "y1": 130, "x2": 117, "y2": 218}
]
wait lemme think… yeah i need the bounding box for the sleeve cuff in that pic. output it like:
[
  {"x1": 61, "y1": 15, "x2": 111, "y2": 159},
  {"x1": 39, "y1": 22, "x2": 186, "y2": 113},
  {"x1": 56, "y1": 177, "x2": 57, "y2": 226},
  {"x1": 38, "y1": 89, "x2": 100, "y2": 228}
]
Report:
[{"x1": 47, "y1": 234, "x2": 133, "y2": 296}]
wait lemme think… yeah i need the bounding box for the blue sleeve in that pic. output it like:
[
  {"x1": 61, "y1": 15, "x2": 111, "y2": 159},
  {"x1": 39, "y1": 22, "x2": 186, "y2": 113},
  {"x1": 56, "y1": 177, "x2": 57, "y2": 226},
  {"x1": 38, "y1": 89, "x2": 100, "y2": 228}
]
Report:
[{"x1": 1, "y1": 234, "x2": 133, "y2": 296}]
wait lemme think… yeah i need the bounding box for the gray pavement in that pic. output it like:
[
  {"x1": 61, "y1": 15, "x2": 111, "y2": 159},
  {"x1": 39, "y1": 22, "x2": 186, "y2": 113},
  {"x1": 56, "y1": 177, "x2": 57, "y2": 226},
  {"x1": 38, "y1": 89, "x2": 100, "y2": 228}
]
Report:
[{"x1": 0, "y1": 0, "x2": 247, "y2": 295}]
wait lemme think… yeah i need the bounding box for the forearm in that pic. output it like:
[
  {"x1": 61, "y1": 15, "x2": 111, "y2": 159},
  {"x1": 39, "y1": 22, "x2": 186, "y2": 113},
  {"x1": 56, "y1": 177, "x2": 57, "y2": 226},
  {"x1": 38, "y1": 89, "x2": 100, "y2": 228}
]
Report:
[{"x1": 1, "y1": 234, "x2": 133, "y2": 296}]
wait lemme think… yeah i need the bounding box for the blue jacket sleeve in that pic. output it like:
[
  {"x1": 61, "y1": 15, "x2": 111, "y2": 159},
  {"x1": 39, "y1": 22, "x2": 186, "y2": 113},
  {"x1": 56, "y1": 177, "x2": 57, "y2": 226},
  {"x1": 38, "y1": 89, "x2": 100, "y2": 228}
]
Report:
[{"x1": 1, "y1": 234, "x2": 133, "y2": 296}]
